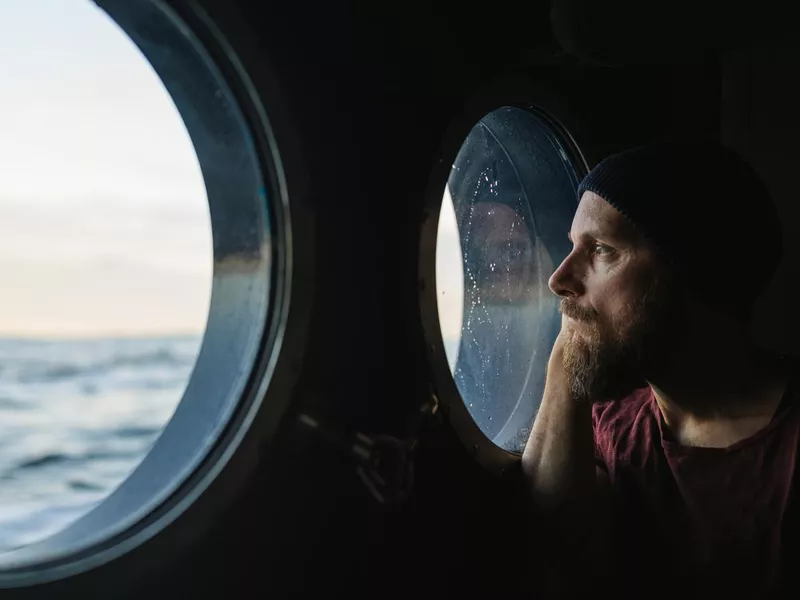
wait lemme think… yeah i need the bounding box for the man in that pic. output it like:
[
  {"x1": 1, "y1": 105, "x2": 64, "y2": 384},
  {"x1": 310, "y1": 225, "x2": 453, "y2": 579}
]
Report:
[{"x1": 522, "y1": 142, "x2": 795, "y2": 598}]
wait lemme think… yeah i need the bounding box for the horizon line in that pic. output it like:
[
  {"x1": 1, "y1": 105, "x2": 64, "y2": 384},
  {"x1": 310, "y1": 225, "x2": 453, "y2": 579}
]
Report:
[{"x1": 0, "y1": 330, "x2": 205, "y2": 342}]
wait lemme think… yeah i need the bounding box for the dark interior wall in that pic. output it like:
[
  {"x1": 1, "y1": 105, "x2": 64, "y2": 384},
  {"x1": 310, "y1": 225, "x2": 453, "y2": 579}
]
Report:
[{"x1": 720, "y1": 48, "x2": 800, "y2": 357}]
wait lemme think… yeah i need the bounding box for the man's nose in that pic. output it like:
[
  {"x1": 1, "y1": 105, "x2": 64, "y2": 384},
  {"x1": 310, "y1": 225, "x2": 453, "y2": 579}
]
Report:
[{"x1": 548, "y1": 254, "x2": 583, "y2": 298}]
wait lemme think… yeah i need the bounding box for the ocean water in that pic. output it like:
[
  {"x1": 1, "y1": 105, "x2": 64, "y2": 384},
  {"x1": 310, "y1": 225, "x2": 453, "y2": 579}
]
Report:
[{"x1": 0, "y1": 336, "x2": 201, "y2": 552}]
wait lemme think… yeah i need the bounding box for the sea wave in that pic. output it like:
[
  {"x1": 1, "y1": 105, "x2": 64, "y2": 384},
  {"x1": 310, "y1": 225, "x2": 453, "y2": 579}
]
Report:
[
  {"x1": 12, "y1": 348, "x2": 196, "y2": 384},
  {"x1": 13, "y1": 447, "x2": 150, "y2": 472},
  {"x1": 0, "y1": 335, "x2": 201, "y2": 551}
]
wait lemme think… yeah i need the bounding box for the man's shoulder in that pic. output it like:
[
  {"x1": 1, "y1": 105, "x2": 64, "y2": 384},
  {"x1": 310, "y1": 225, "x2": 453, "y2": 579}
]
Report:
[
  {"x1": 592, "y1": 386, "x2": 654, "y2": 427},
  {"x1": 592, "y1": 387, "x2": 658, "y2": 462}
]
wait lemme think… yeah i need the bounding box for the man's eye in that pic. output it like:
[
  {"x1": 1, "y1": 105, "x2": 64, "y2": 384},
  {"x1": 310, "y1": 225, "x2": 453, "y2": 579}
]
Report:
[{"x1": 593, "y1": 243, "x2": 613, "y2": 256}]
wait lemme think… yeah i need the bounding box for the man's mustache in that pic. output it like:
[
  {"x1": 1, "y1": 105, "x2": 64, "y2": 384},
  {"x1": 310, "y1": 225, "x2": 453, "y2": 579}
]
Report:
[{"x1": 559, "y1": 299, "x2": 599, "y2": 323}]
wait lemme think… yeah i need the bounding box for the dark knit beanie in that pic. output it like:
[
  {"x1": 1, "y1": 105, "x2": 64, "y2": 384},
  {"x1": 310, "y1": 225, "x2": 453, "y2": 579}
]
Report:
[{"x1": 576, "y1": 142, "x2": 783, "y2": 318}]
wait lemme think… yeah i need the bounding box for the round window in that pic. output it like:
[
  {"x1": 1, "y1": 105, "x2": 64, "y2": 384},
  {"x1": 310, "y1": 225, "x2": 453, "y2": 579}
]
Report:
[
  {"x1": 436, "y1": 106, "x2": 584, "y2": 454},
  {"x1": 0, "y1": 0, "x2": 291, "y2": 584}
]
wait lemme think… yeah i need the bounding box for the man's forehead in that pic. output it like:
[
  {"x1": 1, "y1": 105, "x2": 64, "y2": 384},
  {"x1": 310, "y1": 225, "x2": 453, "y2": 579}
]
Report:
[
  {"x1": 471, "y1": 202, "x2": 520, "y2": 221},
  {"x1": 471, "y1": 202, "x2": 528, "y2": 233},
  {"x1": 572, "y1": 191, "x2": 639, "y2": 242}
]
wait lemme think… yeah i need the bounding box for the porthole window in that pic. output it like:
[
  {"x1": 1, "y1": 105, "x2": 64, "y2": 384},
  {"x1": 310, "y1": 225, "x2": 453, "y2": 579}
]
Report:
[
  {"x1": 0, "y1": 0, "x2": 212, "y2": 552},
  {"x1": 436, "y1": 106, "x2": 584, "y2": 454},
  {"x1": 0, "y1": 0, "x2": 291, "y2": 585}
]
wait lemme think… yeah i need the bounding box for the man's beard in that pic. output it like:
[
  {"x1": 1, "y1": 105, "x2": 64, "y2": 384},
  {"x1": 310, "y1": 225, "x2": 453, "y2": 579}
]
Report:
[{"x1": 559, "y1": 275, "x2": 679, "y2": 401}]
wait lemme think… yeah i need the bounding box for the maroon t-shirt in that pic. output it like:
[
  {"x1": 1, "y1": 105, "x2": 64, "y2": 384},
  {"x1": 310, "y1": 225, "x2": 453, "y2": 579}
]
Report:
[{"x1": 593, "y1": 375, "x2": 800, "y2": 598}]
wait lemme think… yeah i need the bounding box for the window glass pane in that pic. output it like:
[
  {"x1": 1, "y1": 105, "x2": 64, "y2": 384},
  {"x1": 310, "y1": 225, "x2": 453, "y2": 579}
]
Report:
[
  {"x1": 437, "y1": 106, "x2": 581, "y2": 453},
  {"x1": 0, "y1": 0, "x2": 212, "y2": 550}
]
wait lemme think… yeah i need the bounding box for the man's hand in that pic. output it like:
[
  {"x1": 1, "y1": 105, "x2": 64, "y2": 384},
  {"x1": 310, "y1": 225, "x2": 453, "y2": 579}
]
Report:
[
  {"x1": 547, "y1": 313, "x2": 572, "y2": 381},
  {"x1": 522, "y1": 309, "x2": 615, "y2": 589}
]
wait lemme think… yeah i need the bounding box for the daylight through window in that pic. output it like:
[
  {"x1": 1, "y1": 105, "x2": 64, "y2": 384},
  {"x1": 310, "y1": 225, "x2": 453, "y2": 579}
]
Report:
[{"x1": 0, "y1": 0, "x2": 212, "y2": 551}]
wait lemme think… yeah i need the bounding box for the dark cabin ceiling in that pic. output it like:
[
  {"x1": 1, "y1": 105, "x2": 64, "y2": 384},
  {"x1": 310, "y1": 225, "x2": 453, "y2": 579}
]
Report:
[{"x1": 550, "y1": 0, "x2": 798, "y2": 65}]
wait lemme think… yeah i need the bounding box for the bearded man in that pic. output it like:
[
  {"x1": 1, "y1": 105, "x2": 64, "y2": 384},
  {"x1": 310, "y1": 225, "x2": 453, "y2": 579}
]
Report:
[{"x1": 522, "y1": 142, "x2": 796, "y2": 599}]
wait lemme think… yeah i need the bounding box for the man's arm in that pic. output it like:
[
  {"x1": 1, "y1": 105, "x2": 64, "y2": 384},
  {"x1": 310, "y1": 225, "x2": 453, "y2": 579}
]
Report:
[{"x1": 521, "y1": 323, "x2": 614, "y2": 575}]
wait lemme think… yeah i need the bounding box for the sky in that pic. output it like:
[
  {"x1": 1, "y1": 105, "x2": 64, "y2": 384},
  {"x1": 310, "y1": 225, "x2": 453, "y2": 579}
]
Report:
[
  {"x1": 0, "y1": 0, "x2": 213, "y2": 338},
  {"x1": 436, "y1": 187, "x2": 464, "y2": 340}
]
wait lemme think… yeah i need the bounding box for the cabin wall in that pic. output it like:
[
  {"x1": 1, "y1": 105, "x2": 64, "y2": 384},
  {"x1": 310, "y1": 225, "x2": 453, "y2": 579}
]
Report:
[{"x1": 721, "y1": 48, "x2": 800, "y2": 357}]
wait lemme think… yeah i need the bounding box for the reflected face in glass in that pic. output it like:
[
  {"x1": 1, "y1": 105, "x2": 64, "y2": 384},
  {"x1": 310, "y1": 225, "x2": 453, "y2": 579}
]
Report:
[
  {"x1": 549, "y1": 192, "x2": 683, "y2": 399},
  {"x1": 440, "y1": 106, "x2": 584, "y2": 451},
  {"x1": 466, "y1": 202, "x2": 536, "y2": 304}
]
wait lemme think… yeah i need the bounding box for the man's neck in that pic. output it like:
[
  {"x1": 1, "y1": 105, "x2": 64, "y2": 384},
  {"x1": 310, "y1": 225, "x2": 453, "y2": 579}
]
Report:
[{"x1": 645, "y1": 331, "x2": 790, "y2": 448}]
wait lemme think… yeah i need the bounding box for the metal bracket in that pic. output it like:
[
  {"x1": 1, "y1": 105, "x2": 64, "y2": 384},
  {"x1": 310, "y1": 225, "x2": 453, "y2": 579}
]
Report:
[{"x1": 297, "y1": 393, "x2": 439, "y2": 505}]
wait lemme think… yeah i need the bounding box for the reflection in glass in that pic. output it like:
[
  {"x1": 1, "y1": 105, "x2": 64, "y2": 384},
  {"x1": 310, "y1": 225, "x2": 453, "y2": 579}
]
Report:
[
  {"x1": 436, "y1": 106, "x2": 581, "y2": 453},
  {"x1": 0, "y1": 0, "x2": 212, "y2": 550}
]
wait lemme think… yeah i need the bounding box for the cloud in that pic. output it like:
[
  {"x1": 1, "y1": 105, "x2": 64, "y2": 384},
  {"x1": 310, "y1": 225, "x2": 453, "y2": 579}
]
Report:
[
  {"x1": 0, "y1": 0, "x2": 213, "y2": 337},
  {"x1": 0, "y1": 256, "x2": 211, "y2": 338}
]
